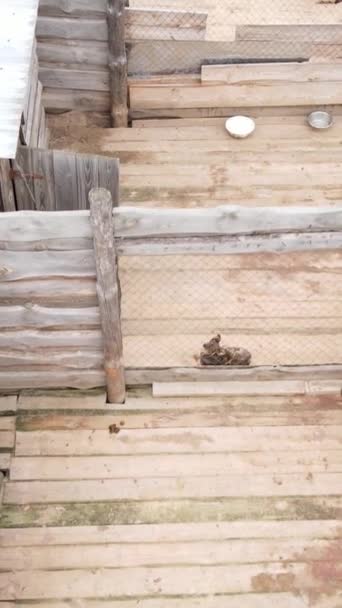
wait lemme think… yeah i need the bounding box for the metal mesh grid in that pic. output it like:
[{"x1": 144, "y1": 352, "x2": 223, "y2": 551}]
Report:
[
  {"x1": 119, "y1": 252, "x2": 342, "y2": 368},
  {"x1": 127, "y1": 1, "x2": 342, "y2": 75}
]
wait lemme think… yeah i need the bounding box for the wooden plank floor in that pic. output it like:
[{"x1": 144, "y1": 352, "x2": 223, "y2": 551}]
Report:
[
  {"x1": 1, "y1": 388, "x2": 342, "y2": 607},
  {"x1": 50, "y1": 115, "x2": 342, "y2": 207}
]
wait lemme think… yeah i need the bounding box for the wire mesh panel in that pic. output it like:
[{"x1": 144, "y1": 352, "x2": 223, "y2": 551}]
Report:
[
  {"x1": 119, "y1": 250, "x2": 342, "y2": 368},
  {"x1": 127, "y1": 1, "x2": 342, "y2": 75}
]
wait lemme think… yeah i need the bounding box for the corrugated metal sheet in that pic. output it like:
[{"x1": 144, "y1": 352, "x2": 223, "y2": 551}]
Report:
[{"x1": 0, "y1": 0, "x2": 39, "y2": 159}]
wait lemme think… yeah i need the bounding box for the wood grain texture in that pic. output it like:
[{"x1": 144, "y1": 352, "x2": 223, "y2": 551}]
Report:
[
  {"x1": 15, "y1": 425, "x2": 342, "y2": 456},
  {"x1": 130, "y1": 80, "x2": 342, "y2": 110},
  {"x1": 108, "y1": 0, "x2": 128, "y2": 127},
  {"x1": 89, "y1": 188, "x2": 125, "y2": 403}
]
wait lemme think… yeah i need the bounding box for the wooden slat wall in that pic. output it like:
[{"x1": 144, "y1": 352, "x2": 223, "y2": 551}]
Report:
[
  {"x1": 21, "y1": 43, "x2": 48, "y2": 150},
  {"x1": 0, "y1": 211, "x2": 102, "y2": 391},
  {"x1": 5, "y1": 147, "x2": 119, "y2": 212},
  {"x1": 36, "y1": 1, "x2": 208, "y2": 112},
  {"x1": 1, "y1": 205, "x2": 341, "y2": 389},
  {"x1": 130, "y1": 62, "x2": 342, "y2": 111}
]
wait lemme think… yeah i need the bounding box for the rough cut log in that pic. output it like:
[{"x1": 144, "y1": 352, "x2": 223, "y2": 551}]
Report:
[
  {"x1": 125, "y1": 364, "x2": 342, "y2": 385},
  {"x1": 2, "y1": 206, "x2": 342, "y2": 243},
  {"x1": 89, "y1": 188, "x2": 125, "y2": 403},
  {"x1": 107, "y1": 0, "x2": 128, "y2": 127}
]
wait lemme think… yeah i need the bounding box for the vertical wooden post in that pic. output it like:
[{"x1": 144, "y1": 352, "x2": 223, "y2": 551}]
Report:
[
  {"x1": 0, "y1": 160, "x2": 16, "y2": 211},
  {"x1": 89, "y1": 187, "x2": 126, "y2": 403},
  {"x1": 107, "y1": 0, "x2": 128, "y2": 127}
]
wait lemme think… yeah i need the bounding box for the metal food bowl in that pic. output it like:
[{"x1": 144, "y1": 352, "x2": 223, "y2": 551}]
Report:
[
  {"x1": 225, "y1": 116, "x2": 256, "y2": 139},
  {"x1": 307, "y1": 111, "x2": 333, "y2": 130}
]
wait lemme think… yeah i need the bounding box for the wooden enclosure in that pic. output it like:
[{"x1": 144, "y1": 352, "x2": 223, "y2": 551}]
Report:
[{"x1": 1, "y1": 199, "x2": 342, "y2": 395}]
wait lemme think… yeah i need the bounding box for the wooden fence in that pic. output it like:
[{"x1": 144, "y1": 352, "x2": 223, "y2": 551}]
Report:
[
  {"x1": 0, "y1": 147, "x2": 119, "y2": 212},
  {"x1": 1, "y1": 197, "x2": 342, "y2": 400}
]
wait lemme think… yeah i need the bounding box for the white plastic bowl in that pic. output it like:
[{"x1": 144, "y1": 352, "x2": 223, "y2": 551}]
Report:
[
  {"x1": 307, "y1": 111, "x2": 333, "y2": 130},
  {"x1": 225, "y1": 116, "x2": 256, "y2": 139}
]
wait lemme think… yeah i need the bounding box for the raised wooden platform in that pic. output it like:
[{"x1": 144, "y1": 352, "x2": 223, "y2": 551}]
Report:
[
  {"x1": 0, "y1": 388, "x2": 342, "y2": 606},
  {"x1": 51, "y1": 114, "x2": 342, "y2": 207}
]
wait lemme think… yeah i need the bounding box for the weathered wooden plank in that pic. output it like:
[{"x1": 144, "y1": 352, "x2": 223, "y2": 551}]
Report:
[
  {"x1": 36, "y1": 16, "x2": 108, "y2": 41},
  {"x1": 0, "y1": 454, "x2": 11, "y2": 471},
  {"x1": 0, "y1": 431, "x2": 15, "y2": 450},
  {"x1": 108, "y1": 0, "x2": 128, "y2": 127},
  {"x1": 43, "y1": 88, "x2": 110, "y2": 112},
  {"x1": 129, "y1": 81, "x2": 342, "y2": 109},
  {"x1": 39, "y1": 66, "x2": 110, "y2": 92},
  {"x1": 12, "y1": 147, "x2": 36, "y2": 212},
  {"x1": 14, "y1": 391, "x2": 342, "y2": 414},
  {"x1": 0, "y1": 208, "x2": 92, "y2": 242},
  {"x1": 152, "y1": 380, "x2": 342, "y2": 398},
  {"x1": 18, "y1": 388, "x2": 106, "y2": 410},
  {"x1": 0, "y1": 250, "x2": 95, "y2": 281},
  {"x1": 0, "y1": 562, "x2": 340, "y2": 599},
  {"x1": 2, "y1": 206, "x2": 342, "y2": 243},
  {"x1": 0, "y1": 350, "x2": 103, "y2": 371},
  {"x1": 126, "y1": 8, "x2": 208, "y2": 42},
  {"x1": 15, "y1": 426, "x2": 342, "y2": 456},
  {"x1": 37, "y1": 41, "x2": 108, "y2": 67},
  {"x1": 30, "y1": 81, "x2": 43, "y2": 148},
  {"x1": 39, "y1": 0, "x2": 106, "y2": 18},
  {"x1": 114, "y1": 206, "x2": 342, "y2": 237},
  {"x1": 0, "y1": 537, "x2": 338, "y2": 570},
  {"x1": 5, "y1": 472, "x2": 342, "y2": 504},
  {"x1": 125, "y1": 364, "x2": 342, "y2": 385},
  {"x1": 0, "y1": 418, "x2": 15, "y2": 431},
  {"x1": 2, "y1": 496, "x2": 342, "y2": 528},
  {"x1": 14, "y1": 405, "x2": 342, "y2": 431},
  {"x1": 10, "y1": 449, "x2": 342, "y2": 481},
  {"x1": 52, "y1": 149, "x2": 78, "y2": 210},
  {"x1": 0, "y1": 305, "x2": 100, "y2": 330},
  {"x1": 0, "y1": 277, "x2": 97, "y2": 308},
  {"x1": 0, "y1": 597, "x2": 324, "y2": 608},
  {"x1": 0, "y1": 160, "x2": 16, "y2": 212},
  {"x1": 0, "y1": 396, "x2": 17, "y2": 413},
  {"x1": 49, "y1": 121, "x2": 342, "y2": 141},
  {"x1": 0, "y1": 371, "x2": 104, "y2": 391},
  {"x1": 0, "y1": 330, "x2": 102, "y2": 352},
  {"x1": 89, "y1": 188, "x2": 125, "y2": 403},
  {"x1": 201, "y1": 62, "x2": 342, "y2": 84},
  {"x1": 2, "y1": 520, "x2": 341, "y2": 546}
]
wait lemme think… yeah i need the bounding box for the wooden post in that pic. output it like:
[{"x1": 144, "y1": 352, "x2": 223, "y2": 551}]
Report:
[
  {"x1": 107, "y1": 0, "x2": 128, "y2": 127},
  {"x1": 0, "y1": 160, "x2": 16, "y2": 211},
  {"x1": 89, "y1": 188, "x2": 126, "y2": 403}
]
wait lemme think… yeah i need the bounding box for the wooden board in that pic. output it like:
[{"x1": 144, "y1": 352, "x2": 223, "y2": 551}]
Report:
[
  {"x1": 12, "y1": 148, "x2": 119, "y2": 211},
  {"x1": 15, "y1": 425, "x2": 342, "y2": 456},
  {"x1": 130, "y1": 80, "x2": 342, "y2": 110},
  {"x1": 201, "y1": 62, "x2": 342, "y2": 83}
]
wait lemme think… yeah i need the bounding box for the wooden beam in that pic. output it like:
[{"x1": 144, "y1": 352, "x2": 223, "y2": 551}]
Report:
[
  {"x1": 115, "y1": 231, "x2": 342, "y2": 256},
  {"x1": 125, "y1": 364, "x2": 342, "y2": 385},
  {"x1": 89, "y1": 188, "x2": 125, "y2": 403},
  {"x1": 153, "y1": 380, "x2": 342, "y2": 398},
  {"x1": 2, "y1": 206, "x2": 342, "y2": 242},
  {"x1": 107, "y1": 0, "x2": 128, "y2": 127}
]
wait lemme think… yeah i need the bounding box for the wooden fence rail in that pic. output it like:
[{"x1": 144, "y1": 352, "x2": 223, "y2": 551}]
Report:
[{"x1": 1, "y1": 194, "x2": 342, "y2": 392}]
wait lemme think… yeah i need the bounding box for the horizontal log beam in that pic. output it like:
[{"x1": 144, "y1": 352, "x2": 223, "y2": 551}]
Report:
[
  {"x1": 2, "y1": 206, "x2": 342, "y2": 241},
  {"x1": 125, "y1": 365, "x2": 342, "y2": 385},
  {"x1": 116, "y1": 232, "x2": 342, "y2": 256}
]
